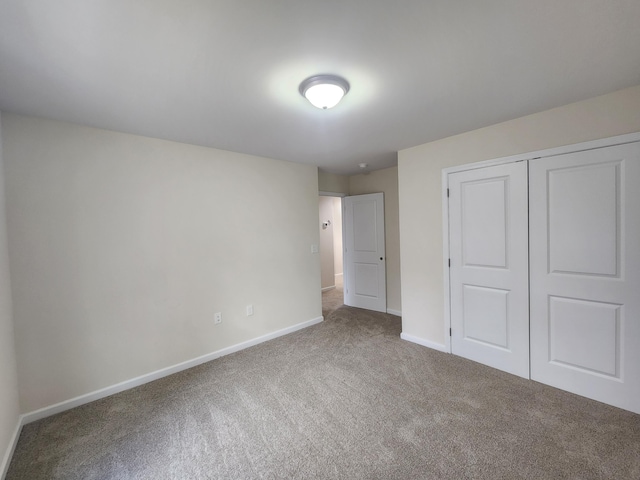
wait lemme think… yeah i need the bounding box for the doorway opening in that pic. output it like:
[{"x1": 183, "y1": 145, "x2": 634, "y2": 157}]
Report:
[{"x1": 319, "y1": 194, "x2": 344, "y2": 317}]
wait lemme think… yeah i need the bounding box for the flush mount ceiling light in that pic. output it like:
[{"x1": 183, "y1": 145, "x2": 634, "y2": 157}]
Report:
[{"x1": 299, "y1": 74, "x2": 350, "y2": 109}]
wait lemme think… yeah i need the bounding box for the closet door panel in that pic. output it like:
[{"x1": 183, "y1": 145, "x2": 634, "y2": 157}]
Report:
[
  {"x1": 530, "y1": 142, "x2": 640, "y2": 414},
  {"x1": 449, "y1": 162, "x2": 529, "y2": 378}
]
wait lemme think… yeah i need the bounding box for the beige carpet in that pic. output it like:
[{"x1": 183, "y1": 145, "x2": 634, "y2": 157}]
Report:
[
  {"x1": 7, "y1": 298, "x2": 640, "y2": 479},
  {"x1": 322, "y1": 285, "x2": 344, "y2": 318}
]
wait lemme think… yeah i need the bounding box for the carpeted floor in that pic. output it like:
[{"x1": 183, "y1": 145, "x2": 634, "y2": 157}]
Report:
[
  {"x1": 7, "y1": 292, "x2": 640, "y2": 479},
  {"x1": 321, "y1": 285, "x2": 344, "y2": 318}
]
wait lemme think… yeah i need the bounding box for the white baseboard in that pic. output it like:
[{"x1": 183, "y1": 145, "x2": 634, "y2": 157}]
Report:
[
  {"x1": 21, "y1": 316, "x2": 324, "y2": 425},
  {"x1": 400, "y1": 332, "x2": 448, "y2": 353},
  {"x1": 1, "y1": 417, "x2": 23, "y2": 480},
  {"x1": 386, "y1": 308, "x2": 402, "y2": 317},
  {"x1": 321, "y1": 285, "x2": 335, "y2": 292}
]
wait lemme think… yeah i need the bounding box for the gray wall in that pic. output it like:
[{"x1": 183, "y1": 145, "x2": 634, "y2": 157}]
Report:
[
  {"x1": 319, "y1": 196, "x2": 335, "y2": 289},
  {"x1": 0, "y1": 113, "x2": 20, "y2": 476}
]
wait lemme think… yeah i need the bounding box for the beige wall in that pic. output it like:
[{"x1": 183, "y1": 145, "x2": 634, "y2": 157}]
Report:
[
  {"x1": 318, "y1": 171, "x2": 349, "y2": 195},
  {"x1": 319, "y1": 196, "x2": 335, "y2": 289},
  {"x1": 349, "y1": 167, "x2": 401, "y2": 314},
  {"x1": 398, "y1": 85, "x2": 640, "y2": 346},
  {"x1": 0, "y1": 114, "x2": 20, "y2": 475},
  {"x1": 332, "y1": 197, "x2": 343, "y2": 280},
  {"x1": 3, "y1": 113, "x2": 322, "y2": 413}
]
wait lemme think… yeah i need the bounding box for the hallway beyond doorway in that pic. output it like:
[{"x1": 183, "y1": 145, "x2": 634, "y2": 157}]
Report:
[{"x1": 322, "y1": 285, "x2": 343, "y2": 318}]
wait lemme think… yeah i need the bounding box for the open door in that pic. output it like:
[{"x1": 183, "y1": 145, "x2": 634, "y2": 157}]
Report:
[{"x1": 344, "y1": 193, "x2": 386, "y2": 313}]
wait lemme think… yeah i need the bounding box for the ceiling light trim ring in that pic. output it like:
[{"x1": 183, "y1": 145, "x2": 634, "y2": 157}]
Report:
[
  {"x1": 299, "y1": 74, "x2": 350, "y2": 97},
  {"x1": 299, "y1": 74, "x2": 350, "y2": 109}
]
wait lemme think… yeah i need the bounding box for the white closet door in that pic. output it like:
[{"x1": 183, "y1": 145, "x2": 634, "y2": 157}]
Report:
[
  {"x1": 530, "y1": 142, "x2": 640, "y2": 414},
  {"x1": 449, "y1": 162, "x2": 529, "y2": 378}
]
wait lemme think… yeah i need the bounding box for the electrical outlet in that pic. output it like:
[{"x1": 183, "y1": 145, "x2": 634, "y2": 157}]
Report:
[
  {"x1": 246, "y1": 305, "x2": 254, "y2": 316},
  {"x1": 214, "y1": 312, "x2": 222, "y2": 324}
]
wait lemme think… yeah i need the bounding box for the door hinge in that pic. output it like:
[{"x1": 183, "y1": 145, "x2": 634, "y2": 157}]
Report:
[
  {"x1": 449, "y1": 328, "x2": 452, "y2": 336},
  {"x1": 448, "y1": 258, "x2": 451, "y2": 267},
  {"x1": 447, "y1": 188, "x2": 450, "y2": 197}
]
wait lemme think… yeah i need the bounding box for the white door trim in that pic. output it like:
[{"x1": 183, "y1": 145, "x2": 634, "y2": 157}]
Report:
[{"x1": 442, "y1": 131, "x2": 640, "y2": 354}]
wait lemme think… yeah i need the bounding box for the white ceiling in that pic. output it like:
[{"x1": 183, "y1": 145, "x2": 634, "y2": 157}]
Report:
[{"x1": 1, "y1": 1, "x2": 639, "y2": 175}]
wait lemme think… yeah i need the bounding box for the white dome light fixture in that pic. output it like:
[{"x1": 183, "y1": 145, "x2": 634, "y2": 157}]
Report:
[{"x1": 299, "y1": 74, "x2": 350, "y2": 109}]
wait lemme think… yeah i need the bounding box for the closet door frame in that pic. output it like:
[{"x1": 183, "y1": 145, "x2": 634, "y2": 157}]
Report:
[{"x1": 442, "y1": 131, "x2": 640, "y2": 356}]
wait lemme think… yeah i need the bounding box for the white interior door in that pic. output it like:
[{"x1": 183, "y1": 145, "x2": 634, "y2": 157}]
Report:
[
  {"x1": 530, "y1": 142, "x2": 640, "y2": 414},
  {"x1": 344, "y1": 193, "x2": 386, "y2": 313},
  {"x1": 449, "y1": 162, "x2": 529, "y2": 378}
]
